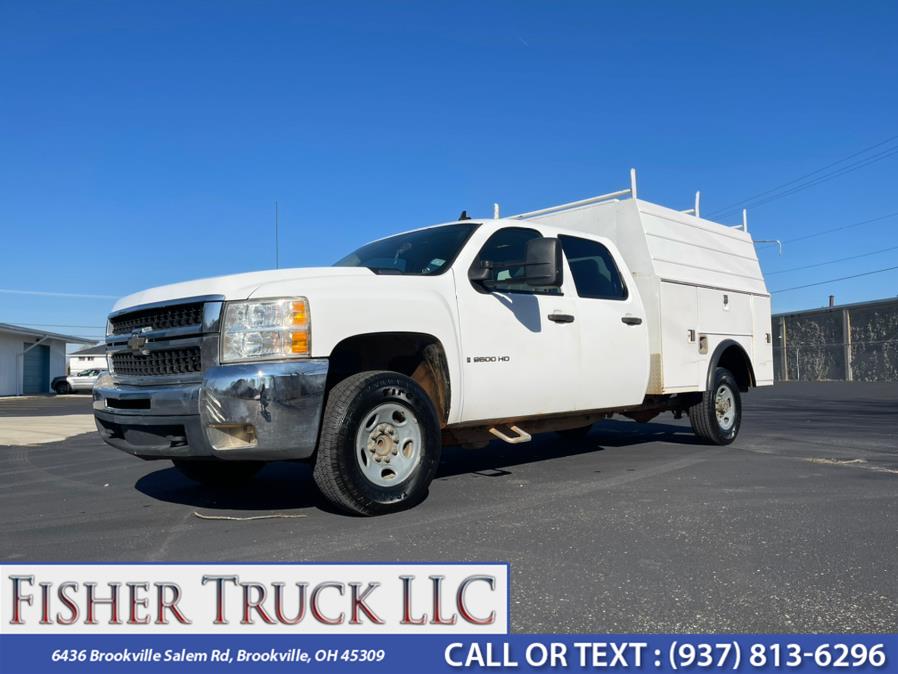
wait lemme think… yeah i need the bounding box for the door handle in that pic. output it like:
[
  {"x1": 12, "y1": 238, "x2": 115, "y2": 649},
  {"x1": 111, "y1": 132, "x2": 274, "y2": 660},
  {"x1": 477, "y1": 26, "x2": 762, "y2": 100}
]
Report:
[
  {"x1": 621, "y1": 316, "x2": 643, "y2": 325},
  {"x1": 548, "y1": 312, "x2": 575, "y2": 324}
]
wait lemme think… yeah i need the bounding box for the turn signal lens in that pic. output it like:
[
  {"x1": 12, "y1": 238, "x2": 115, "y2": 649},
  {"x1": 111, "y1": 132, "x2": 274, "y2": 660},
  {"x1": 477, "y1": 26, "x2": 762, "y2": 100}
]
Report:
[
  {"x1": 291, "y1": 331, "x2": 309, "y2": 354},
  {"x1": 291, "y1": 301, "x2": 308, "y2": 326}
]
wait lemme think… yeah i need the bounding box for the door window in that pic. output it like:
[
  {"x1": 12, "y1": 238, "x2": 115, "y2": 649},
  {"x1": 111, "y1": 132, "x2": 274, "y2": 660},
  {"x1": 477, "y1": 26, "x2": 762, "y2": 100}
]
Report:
[
  {"x1": 471, "y1": 227, "x2": 560, "y2": 295},
  {"x1": 559, "y1": 235, "x2": 627, "y2": 300}
]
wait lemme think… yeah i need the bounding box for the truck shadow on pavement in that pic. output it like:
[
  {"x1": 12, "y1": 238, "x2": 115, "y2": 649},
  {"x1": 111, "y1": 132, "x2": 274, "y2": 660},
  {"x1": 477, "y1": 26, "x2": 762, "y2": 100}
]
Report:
[
  {"x1": 437, "y1": 419, "x2": 700, "y2": 478},
  {"x1": 134, "y1": 418, "x2": 699, "y2": 513},
  {"x1": 134, "y1": 462, "x2": 329, "y2": 512},
  {"x1": 586, "y1": 419, "x2": 700, "y2": 446}
]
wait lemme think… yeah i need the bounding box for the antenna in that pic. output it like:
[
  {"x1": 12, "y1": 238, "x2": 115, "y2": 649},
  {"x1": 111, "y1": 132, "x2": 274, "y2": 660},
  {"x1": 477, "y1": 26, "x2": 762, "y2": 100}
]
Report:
[
  {"x1": 493, "y1": 203, "x2": 500, "y2": 219},
  {"x1": 629, "y1": 168, "x2": 638, "y2": 199},
  {"x1": 275, "y1": 200, "x2": 280, "y2": 269}
]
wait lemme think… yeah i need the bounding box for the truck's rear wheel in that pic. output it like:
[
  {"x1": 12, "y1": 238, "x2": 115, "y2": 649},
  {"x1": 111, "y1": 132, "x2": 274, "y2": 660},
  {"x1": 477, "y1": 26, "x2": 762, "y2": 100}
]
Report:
[
  {"x1": 688, "y1": 367, "x2": 742, "y2": 445},
  {"x1": 54, "y1": 381, "x2": 71, "y2": 395},
  {"x1": 172, "y1": 459, "x2": 263, "y2": 486},
  {"x1": 313, "y1": 371, "x2": 441, "y2": 516}
]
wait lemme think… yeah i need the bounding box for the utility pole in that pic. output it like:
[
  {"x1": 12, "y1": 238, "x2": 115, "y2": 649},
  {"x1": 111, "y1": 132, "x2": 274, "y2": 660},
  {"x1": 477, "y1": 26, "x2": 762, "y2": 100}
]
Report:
[{"x1": 275, "y1": 200, "x2": 280, "y2": 269}]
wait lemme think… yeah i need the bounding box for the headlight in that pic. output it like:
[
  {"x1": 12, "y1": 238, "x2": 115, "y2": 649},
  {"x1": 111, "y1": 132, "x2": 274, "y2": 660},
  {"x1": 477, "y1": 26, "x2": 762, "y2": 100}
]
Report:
[{"x1": 221, "y1": 297, "x2": 310, "y2": 363}]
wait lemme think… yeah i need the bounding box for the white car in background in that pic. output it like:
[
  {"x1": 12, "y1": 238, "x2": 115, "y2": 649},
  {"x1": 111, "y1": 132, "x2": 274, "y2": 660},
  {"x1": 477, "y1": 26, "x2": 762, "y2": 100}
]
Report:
[{"x1": 52, "y1": 369, "x2": 107, "y2": 394}]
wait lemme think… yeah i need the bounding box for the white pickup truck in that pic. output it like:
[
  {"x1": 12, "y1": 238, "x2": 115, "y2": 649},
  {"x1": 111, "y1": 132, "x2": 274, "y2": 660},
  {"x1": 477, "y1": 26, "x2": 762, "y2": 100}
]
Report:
[{"x1": 94, "y1": 171, "x2": 773, "y2": 515}]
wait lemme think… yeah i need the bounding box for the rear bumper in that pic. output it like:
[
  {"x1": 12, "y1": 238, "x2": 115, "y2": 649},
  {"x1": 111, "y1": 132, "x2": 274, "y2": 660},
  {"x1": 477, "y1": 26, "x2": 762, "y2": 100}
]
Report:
[{"x1": 93, "y1": 360, "x2": 328, "y2": 461}]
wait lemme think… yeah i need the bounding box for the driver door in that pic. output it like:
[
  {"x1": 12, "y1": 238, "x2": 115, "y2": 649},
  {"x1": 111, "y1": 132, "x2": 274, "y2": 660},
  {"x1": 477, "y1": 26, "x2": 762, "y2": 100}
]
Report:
[{"x1": 454, "y1": 226, "x2": 581, "y2": 422}]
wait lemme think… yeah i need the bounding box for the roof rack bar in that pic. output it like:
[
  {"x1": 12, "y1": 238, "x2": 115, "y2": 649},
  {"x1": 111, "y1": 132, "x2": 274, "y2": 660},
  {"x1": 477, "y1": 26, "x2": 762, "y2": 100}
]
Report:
[
  {"x1": 512, "y1": 188, "x2": 630, "y2": 219},
  {"x1": 728, "y1": 209, "x2": 749, "y2": 232},
  {"x1": 510, "y1": 168, "x2": 640, "y2": 220},
  {"x1": 680, "y1": 191, "x2": 701, "y2": 217}
]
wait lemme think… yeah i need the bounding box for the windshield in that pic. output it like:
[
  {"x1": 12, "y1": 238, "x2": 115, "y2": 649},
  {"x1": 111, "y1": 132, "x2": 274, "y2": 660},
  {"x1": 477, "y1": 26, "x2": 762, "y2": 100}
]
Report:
[{"x1": 334, "y1": 223, "x2": 478, "y2": 276}]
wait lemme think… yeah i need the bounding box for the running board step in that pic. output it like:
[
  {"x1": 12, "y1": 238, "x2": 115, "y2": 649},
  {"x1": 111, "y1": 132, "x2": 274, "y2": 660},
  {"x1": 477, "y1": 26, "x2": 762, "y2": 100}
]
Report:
[{"x1": 488, "y1": 425, "x2": 532, "y2": 444}]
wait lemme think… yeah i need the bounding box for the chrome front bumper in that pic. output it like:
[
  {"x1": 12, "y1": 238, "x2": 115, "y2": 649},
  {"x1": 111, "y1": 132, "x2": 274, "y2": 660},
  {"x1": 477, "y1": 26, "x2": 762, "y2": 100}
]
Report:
[{"x1": 93, "y1": 360, "x2": 329, "y2": 461}]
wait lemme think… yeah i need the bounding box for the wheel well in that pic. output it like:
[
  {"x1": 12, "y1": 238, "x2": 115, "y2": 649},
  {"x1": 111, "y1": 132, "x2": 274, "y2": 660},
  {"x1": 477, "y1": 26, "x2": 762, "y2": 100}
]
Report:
[
  {"x1": 326, "y1": 332, "x2": 451, "y2": 425},
  {"x1": 715, "y1": 343, "x2": 756, "y2": 392}
]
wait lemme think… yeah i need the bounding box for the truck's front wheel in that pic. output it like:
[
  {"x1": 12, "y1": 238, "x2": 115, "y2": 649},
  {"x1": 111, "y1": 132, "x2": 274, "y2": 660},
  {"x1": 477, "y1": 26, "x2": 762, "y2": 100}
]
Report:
[
  {"x1": 688, "y1": 367, "x2": 742, "y2": 445},
  {"x1": 313, "y1": 371, "x2": 441, "y2": 516}
]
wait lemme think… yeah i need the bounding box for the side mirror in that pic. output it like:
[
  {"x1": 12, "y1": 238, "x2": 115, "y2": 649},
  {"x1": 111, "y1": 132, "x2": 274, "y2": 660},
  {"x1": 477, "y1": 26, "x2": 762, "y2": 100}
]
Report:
[
  {"x1": 525, "y1": 237, "x2": 563, "y2": 287},
  {"x1": 467, "y1": 260, "x2": 493, "y2": 282}
]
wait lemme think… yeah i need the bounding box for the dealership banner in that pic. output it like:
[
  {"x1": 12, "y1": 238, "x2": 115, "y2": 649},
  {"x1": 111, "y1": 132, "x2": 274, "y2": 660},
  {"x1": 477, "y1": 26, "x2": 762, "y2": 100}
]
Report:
[
  {"x1": 2, "y1": 564, "x2": 895, "y2": 673},
  {"x1": 2, "y1": 634, "x2": 895, "y2": 672}
]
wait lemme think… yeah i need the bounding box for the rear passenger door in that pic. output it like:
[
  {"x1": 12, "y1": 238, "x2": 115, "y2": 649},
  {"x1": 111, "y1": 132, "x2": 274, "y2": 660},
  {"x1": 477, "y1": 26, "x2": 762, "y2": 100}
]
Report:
[{"x1": 559, "y1": 235, "x2": 650, "y2": 410}]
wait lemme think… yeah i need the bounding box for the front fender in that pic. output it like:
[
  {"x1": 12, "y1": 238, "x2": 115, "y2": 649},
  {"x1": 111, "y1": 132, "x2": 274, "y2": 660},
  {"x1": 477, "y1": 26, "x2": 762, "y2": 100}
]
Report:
[{"x1": 249, "y1": 273, "x2": 464, "y2": 424}]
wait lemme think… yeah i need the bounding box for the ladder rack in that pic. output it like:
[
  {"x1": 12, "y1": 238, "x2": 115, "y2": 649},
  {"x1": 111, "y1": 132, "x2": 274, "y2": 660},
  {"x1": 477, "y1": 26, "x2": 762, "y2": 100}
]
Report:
[
  {"x1": 505, "y1": 168, "x2": 748, "y2": 232},
  {"x1": 511, "y1": 168, "x2": 638, "y2": 220}
]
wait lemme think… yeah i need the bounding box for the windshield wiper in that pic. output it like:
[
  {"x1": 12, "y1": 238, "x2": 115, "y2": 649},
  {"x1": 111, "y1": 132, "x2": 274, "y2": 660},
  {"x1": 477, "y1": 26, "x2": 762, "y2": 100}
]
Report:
[{"x1": 366, "y1": 266, "x2": 403, "y2": 275}]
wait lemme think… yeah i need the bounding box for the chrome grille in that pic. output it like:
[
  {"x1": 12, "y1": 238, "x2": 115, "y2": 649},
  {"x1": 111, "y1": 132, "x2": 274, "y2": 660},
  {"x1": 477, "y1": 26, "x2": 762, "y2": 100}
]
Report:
[
  {"x1": 111, "y1": 347, "x2": 202, "y2": 377},
  {"x1": 110, "y1": 303, "x2": 204, "y2": 335},
  {"x1": 106, "y1": 297, "x2": 222, "y2": 380}
]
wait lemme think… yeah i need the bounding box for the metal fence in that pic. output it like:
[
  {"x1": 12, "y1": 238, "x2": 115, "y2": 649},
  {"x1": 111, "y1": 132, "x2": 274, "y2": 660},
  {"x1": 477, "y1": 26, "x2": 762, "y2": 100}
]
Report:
[{"x1": 773, "y1": 299, "x2": 898, "y2": 382}]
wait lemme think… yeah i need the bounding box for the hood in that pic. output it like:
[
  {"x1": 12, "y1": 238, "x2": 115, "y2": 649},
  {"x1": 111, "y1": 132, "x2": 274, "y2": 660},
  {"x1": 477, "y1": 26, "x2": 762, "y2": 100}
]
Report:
[{"x1": 112, "y1": 267, "x2": 373, "y2": 312}]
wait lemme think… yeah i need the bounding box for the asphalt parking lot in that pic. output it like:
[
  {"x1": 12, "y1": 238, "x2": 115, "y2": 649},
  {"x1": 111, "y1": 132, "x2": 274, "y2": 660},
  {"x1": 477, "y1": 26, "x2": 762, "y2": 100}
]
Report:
[{"x1": 1, "y1": 383, "x2": 896, "y2": 632}]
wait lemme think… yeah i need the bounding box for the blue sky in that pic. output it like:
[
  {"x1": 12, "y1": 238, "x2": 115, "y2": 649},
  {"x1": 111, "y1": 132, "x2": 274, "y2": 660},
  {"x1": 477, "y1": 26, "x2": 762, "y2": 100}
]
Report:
[{"x1": 1, "y1": 1, "x2": 897, "y2": 343}]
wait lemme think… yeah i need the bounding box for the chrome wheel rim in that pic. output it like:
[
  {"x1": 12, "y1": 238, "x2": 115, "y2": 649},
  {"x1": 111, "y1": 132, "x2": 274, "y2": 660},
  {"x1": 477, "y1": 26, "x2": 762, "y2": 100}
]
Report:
[
  {"x1": 715, "y1": 384, "x2": 736, "y2": 431},
  {"x1": 355, "y1": 402, "x2": 422, "y2": 487}
]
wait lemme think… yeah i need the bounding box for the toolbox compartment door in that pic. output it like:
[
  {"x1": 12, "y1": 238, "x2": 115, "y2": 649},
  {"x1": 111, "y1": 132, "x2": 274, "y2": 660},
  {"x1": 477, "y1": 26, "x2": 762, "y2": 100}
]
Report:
[{"x1": 659, "y1": 281, "x2": 700, "y2": 391}]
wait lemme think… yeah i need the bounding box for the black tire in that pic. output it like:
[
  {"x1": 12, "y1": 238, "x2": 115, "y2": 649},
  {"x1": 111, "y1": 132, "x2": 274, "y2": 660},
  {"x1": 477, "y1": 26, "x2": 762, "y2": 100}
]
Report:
[
  {"x1": 556, "y1": 424, "x2": 593, "y2": 441},
  {"x1": 54, "y1": 381, "x2": 71, "y2": 395},
  {"x1": 172, "y1": 459, "x2": 263, "y2": 486},
  {"x1": 688, "y1": 367, "x2": 742, "y2": 445},
  {"x1": 313, "y1": 370, "x2": 441, "y2": 516}
]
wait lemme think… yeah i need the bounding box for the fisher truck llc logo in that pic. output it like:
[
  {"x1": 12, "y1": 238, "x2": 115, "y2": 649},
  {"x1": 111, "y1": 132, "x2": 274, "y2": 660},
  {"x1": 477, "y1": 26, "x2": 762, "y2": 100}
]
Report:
[{"x1": 1, "y1": 563, "x2": 509, "y2": 634}]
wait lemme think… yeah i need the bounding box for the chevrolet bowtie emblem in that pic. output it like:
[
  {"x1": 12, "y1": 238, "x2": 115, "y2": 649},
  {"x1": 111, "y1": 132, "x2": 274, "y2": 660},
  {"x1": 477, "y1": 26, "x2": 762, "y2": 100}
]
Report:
[{"x1": 127, "y1": 332, "x2": 148, "y2": 354}]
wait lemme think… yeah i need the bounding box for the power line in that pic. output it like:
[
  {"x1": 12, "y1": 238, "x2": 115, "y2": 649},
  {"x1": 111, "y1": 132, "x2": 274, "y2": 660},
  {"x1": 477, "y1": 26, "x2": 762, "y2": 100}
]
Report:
[
  {"x1": 756, "y1": 209, "x2": 898, "y2": 252},
  {"x1": 4, "y1": 322, "x2": 105, "y2": 329},
  {"x1": 715, "y1": 146, "x2": 898, "y2": 218},
  {"x1": 711, "y1": 134, "x2": 898, "y2": 217},
  {"x1": 725, "y1": 146, "x2": 898, "y2": 215},
  {"x1": 708, "y1": 133, "x2": 898, "y2": 218},
  {"x1": 771, "y1": 264, "x2": 898, "y2": 294},
  {"x1": 785, "y1": 210, "x2": 898, "y2": 243},
  {"x1": 717, "y1": 133, "x2": 898, "y2": 213},
  {"x1": 766, "y1": 244, "x2": 898, "y2": 275},
  {"x1": 0, "y1": 288, "x2": 117, "y2": 300}
]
